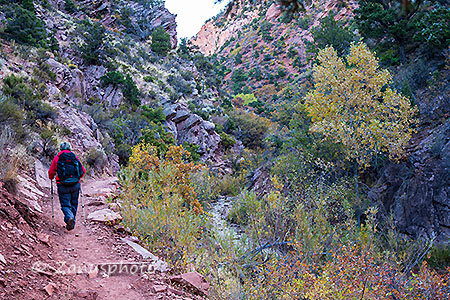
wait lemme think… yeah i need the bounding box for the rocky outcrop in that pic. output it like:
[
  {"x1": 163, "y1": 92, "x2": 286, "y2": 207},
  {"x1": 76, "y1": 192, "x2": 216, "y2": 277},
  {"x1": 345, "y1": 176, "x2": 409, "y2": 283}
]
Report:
[
  {"x1": 370, "y1": 123, "x2": 450, "y2": 243},
  {"x1": 46, "y1": 59, "x2": 86, "y2": 105},
  {"x1": 125, "y1": 2, "x2": 178, "y2": 48},
  {"x1": 191, "y1": 1, "x2": 261, "y2": 55},
  {"x1": 163, "y1": 102, "x2": 223, "y2": 164},
  {"x1": 149, "y1": 5, "x2": 178, "y2": 48},
  {"x1": 369, "y1": 75, "x2": 450, "y2": 243}
]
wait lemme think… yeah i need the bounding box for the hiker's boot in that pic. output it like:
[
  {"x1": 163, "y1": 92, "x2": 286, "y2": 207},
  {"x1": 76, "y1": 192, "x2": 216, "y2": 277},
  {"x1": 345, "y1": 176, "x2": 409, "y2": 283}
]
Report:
[{"x1": 66, "y1": 218, "x2": 75, "y2": 231}]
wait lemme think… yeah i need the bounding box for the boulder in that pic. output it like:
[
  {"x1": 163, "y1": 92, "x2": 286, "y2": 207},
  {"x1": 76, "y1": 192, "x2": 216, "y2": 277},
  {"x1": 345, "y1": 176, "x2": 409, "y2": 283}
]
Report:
[
  {"x1": 172, "y1": 109, "x2": 190, "y2": 123},
  {"x1": 44, "y1": 283, "x2": 56, "y2": 296},
  {"x1": 170, "y1": 272, "x2": 210, "y2": 296},
  {"x1": 34, "y1": 160, "x2": 51, "y2": 189},
  {"x1": 87, "y1": 209, "x2": 121, "y2": 223},
  {"x1": 122, "y1": 238, "x2": 169, "y2": 272}
]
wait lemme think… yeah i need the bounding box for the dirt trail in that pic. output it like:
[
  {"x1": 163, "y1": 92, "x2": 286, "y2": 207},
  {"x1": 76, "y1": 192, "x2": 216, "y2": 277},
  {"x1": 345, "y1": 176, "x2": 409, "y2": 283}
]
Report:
[
  {"x1": 42, "y1": 177, "x2": 150, "y2": 299},
  {"x1": 1, "y1": 175, "x2": 204, "y2": 300}
]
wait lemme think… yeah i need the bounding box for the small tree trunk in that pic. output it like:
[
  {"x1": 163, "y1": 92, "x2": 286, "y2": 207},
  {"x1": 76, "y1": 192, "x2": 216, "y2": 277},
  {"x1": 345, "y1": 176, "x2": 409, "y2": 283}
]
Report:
[{"x1": 355, "y1": 163, "x2": 361, "y2": 228}]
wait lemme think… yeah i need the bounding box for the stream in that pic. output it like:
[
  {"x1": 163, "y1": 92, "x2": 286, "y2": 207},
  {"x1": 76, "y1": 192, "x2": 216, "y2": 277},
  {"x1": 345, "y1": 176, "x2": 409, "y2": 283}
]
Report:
[{"x1": 209, "y1": 196, "x2": 245, "y2": 245}]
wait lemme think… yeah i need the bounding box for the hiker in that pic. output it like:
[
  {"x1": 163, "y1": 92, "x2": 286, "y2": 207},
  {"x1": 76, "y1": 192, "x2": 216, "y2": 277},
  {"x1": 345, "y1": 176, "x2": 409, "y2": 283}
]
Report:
[{"x1": 48, "y1": 142, "x2": 86, "y2": 231}]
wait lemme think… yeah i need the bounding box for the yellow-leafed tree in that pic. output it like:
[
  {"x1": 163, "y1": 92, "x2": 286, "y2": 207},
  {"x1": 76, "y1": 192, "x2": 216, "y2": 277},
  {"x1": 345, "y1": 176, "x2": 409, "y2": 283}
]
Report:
[{"x1": 304, "y1": 43, "x2": 417, "y2": 169}]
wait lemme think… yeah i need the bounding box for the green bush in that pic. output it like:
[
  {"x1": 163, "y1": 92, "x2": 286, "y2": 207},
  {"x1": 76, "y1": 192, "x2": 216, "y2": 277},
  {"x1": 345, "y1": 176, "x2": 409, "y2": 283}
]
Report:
[
  {"x1": 101, "y1": 71, "x2": 125, "y2": 87},
  {"x1": 4, "y1": 6, "x2": 48, "y2": 48},
  {"x1": 230, "y1": 109, "x2": 270, "y2": 149},
  {"x1": 2, "y1": 74, "x2": 56, "y2": 122},
  {"x1": 308, "y1": 14, "x2": 357, "y2": 57},
  {"x1": 182, "y1": 143, "x2": 201, "y2": 162},
  {"x1": 141, "y1": 106, "x2": 166, "y2": 124},
  {"x1": 122, "y1": 74, "x2": 140, "y2": 106},
  {"x1": 415, "y1": 8, "x2": 450, "y2": 53},
  {"x1": 85, "y1": 148, "x2": 107, "y2": 171},
  {"x1": 427, "y1": 244, "x2": 450, "y2": 269},
  {"x1": 151, "y1": 27, "x2": 171, "y2": 56},
  {"x1": 143, "y1": 75, "x2": 155, "y2": 83},
  {"x1": 220, "y1": 132, "x2": 236, "y2": 150},
  {"x1": 139, "y1": 126, "x2": 175, "y2": 156},
  {"x1": 40, "y1": 128, "x2": 58, "y2": 159},
  {"x1": 76, "y1": 20, "x2": 106, "y2": 65},
  {"x1": 115, "y1": 143, "x2": 132, "y2": 166},
  {"x1": 260, "y1": 21, "x2": 273, "y2": 42},
  {"x1": 65, "y1": 0, "x2": 77, "y2": 13},
  {"x1": 0, "y1": 98, "x2": 24, "y2": 139}
]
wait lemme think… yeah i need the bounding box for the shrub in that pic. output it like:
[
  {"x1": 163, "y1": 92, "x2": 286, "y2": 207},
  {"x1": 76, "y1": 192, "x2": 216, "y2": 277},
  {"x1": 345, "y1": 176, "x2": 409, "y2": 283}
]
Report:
[
  {"x1": 2, "y1": 74, "x2": 56, "y2": 122},
  {"x1": 85, "y1": 148, "x2": 107, "y2": 171},
  {"x1": 141, "y1": 106, "x2": 166, "y2": 124},
  {"x1": 415, "y1": 8, "x2": 450, "y2": 53},
  {"x1": 65, "y1": 0, "x2": 77, "y2": 13},
  {"x1": 101, "y1": 71, "x2": 125, "y2": 87},
  {"x1": 230, "y1": 109, "x2": 271, "y2": 149},
  {"x1": 228, "y1": 190, "x2": 260, "y2": 225},
  {"x1": 115, "y1": 143, "x2": 132, "y2": 166},
  {"x1": 182, "y1": 143, "x2": 201, "y2": 162},
  {"x1": 308, "y1": 14, "x2": 357, "y2": 57},
  {"x1": 143, "y1": 75, "x2": 155, "y2": 83},
  {"x1": 151, "y1": 27, "x2": 171, "y2": 56},
  {"x1": 119, "y1": 144, "x2": 209, "y2": 268},
  {"x1": 40, "y1": 128, "x2": 58, "y2": 159},
  {"x1": 0, "y1": 98, "x2": 24, "y2": 139},
  {"x1": 219, "y1": 132, "x2": 236, "y2": 150},
  {"x1": 76, "y1": 20, "x2": 106, "y2": 65},
  {"x1": 4, "y1": 6, "x2": 48, "y2": 48},
  {"x1": 139, "y1": 126, "x2": 175, "y2": 156},
  {"x1": 260, "y1": 21, "x2": 273, "y2": 42},
  {"x1": 122, "y1": 74, "x2": 140, "y2": 106}
]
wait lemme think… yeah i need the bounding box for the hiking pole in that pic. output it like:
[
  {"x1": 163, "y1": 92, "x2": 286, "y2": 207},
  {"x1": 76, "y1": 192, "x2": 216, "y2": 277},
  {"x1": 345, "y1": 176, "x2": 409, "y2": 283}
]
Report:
[
  {"x1": 50, "y1": 179, "x2": 55, "y2": 229},
  {"x1": 80, "y1": 183, "x2": 86, "y2": 223}
]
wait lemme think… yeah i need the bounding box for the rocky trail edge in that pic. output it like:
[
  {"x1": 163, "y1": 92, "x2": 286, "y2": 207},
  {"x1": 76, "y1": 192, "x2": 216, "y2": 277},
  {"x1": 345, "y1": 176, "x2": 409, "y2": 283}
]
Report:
[{"x1": 0, "y1": 165, "x2": 209, "y2": 300}]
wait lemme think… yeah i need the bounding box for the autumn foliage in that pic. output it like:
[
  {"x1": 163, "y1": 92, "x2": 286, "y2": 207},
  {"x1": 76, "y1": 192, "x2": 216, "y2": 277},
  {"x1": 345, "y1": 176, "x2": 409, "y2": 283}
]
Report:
[
  {"x1": 119, "y1": 143, "x2": 206, "y2": 266},
  {"x1": 246, "y1": 244, "x2": 450, "y2": 299},
  {"x1": 304, "y1": 43, "x2": 417, "y2": 168}
]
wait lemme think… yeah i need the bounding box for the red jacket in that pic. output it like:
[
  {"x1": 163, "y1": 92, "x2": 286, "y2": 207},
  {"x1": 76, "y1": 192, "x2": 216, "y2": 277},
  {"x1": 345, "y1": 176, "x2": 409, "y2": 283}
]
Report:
[{"x1": 48, "y1": 150, "x2": 86, "y2": 184}]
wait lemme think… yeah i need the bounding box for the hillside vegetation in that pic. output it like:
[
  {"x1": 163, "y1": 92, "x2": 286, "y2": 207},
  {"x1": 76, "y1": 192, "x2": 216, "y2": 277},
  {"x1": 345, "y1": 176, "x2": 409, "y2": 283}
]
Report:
[{"x1": 0, "y1": 0, "x2": 449, "y2": 299}]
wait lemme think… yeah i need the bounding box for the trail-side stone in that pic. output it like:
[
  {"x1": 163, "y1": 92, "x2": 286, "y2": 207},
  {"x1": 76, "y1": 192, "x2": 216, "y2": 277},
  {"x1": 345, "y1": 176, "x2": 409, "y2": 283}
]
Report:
[
  {"x1": 34, "y1": 160, "x2": 51, "y2": 189},
  {"x1": 0, "y1": 253, "x2": 6, "y2": 265},
  {"x1": 44, "y1": 282, "x2": 56, "y2": 296},
  {"x1": 36, "y1": 233, "x2": 51, "y2": 246},
  {"x1": 152, "y1": 285, "x2": 168, "y2": 293},
  {"x1": 170, "y1": 272, "x2": 210, "y2": 296},
  {"x1": 122, "y1": 238, "x2": 157, "y2": 260},
  {"x1": 87, "y1": 209, "x2": 121, "y2": 223},
  {"x1": 88, "y1": 267, "x2": 98, "y2": 279},
  {"x1": 122, "y1": 238, "x2": 169, "y2": 272},
  {"x1": 75, "y1": 289, "x2": 99, "y2": 300}
]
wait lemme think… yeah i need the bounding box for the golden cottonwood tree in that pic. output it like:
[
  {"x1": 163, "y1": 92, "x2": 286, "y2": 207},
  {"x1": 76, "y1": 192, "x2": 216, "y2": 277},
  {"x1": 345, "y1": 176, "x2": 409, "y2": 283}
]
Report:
[{"x1": 304, "y1": 43, "x2": 417, "y2": 169}]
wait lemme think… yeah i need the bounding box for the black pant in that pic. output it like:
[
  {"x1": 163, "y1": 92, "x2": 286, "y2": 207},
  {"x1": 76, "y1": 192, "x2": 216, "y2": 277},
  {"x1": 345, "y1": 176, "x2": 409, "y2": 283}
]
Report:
[{"x1": 57, "y1": 182, "x2": 80, "y2": 225}]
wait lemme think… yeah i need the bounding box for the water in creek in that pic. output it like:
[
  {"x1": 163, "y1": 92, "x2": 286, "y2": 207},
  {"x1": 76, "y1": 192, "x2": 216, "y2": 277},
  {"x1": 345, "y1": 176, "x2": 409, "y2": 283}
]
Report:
[{"x1": 208, "y1": 196, "x2": 245, "y2": 245}]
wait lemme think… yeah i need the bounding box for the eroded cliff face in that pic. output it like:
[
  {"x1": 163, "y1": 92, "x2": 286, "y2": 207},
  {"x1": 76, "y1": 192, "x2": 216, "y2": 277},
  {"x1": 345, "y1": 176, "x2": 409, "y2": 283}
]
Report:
[
  {"x1": 191, "y1": 0, "x2": 356, "y2": 56},
  {"x1": 370, "y1": 74, "x2": 450, "y2": 243},
  {"x1": 191, "y1": 0, "x2": 263, "y2": 55},
  {"x1": 190, "y1": 0, "x2": 357, "y2": 102}
]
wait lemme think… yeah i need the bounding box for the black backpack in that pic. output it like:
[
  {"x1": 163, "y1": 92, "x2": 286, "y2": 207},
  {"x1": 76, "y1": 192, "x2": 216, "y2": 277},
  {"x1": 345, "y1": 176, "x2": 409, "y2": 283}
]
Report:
[{"x1": 57, "y1": 152, "x2": 82, "y2": 186}]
